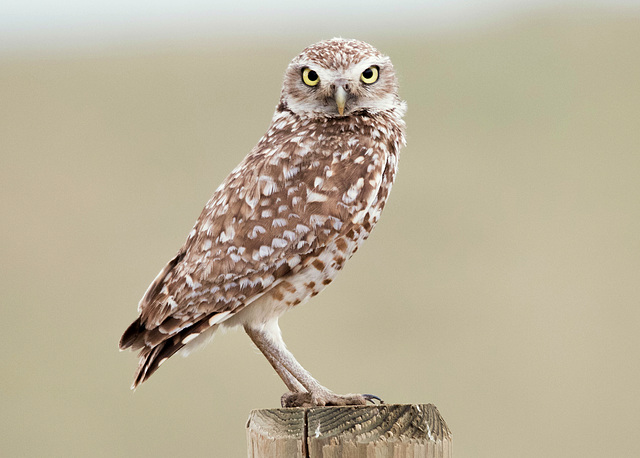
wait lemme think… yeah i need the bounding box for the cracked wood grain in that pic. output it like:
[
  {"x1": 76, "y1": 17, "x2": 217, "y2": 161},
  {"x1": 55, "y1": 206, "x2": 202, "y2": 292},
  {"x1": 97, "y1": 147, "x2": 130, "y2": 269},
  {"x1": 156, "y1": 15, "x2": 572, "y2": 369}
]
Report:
[{"x1": 247, "y1": 404, "x2": 452, "y2": 458}]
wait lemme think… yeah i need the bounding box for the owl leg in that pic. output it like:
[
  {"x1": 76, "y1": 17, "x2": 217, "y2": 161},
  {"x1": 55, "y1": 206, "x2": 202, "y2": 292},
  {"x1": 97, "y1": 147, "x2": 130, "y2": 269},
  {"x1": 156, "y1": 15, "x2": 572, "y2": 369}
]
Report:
[
  {"x1": 246, "y1": 327, "x2": 306, "y2": 393},
  {"x1": 244, "y1": 321, "x2": 368, "y2": 407}
]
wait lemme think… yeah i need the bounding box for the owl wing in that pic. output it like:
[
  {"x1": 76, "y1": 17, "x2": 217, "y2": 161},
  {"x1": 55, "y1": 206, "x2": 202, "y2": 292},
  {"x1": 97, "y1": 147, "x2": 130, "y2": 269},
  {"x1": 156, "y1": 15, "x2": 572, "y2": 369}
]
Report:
[{"x1": 119, "y1": 122, "x2": 388, "y2": 386}]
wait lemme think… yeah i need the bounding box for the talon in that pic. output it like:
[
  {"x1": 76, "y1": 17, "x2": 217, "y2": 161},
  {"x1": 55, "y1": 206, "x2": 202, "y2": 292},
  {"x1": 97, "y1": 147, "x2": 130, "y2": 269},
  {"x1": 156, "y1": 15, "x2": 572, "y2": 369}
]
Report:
[
  {"x1": 281, "y1": 391, "x2": 312, "y2": 408},
  {"x1": 363, "y1": 394, "x2": 384, "y2": 404}
]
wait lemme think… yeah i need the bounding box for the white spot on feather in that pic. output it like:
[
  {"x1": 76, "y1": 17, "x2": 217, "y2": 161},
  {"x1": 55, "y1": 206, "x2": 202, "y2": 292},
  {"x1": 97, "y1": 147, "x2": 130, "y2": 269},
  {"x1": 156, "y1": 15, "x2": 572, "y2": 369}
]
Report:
[
  {"x1": 261, "y1": 177, "x2": 278, "y2": 196},
  {"x1": 295, "y1": 224, "x2": 310, "y2": 234},
  {"x1": 209, "y1": 311, "x2": 232, "y2": 326},
  {"x1": 249, "y1": 225, "x2": 266, "y2": 239},
  {"x1": 219, "y1": 226, "x2": 235, "y2": 243},
  {"x1": 287, "y1": 255, "x2": 301, "y2": 268},
  {"x1": 307, "y1": 191, "x2": 327, "y2": 203},
  {"x1": 259, "y1": 245, "x2": 274, "y2": 257},
  {"x1": 182, "y1": 333, "x2": 200, "y2": 344},
  {"x1": 272, "y1": 238, "x2": 288, "y2": 249},
  {"x1": 310, "y1": 215, "x2": 327, "y2": 227},
  {"x1": 343, "y1": 178, "x2": 364, "y2": 204},
  {"x1": 330, "y1": 218, "x2": 343, "y2": 230},
  {"x1": 283, "y1": 230, "x2": 296, "y2": 241},
  {"x1": 284, "y1": 166, "x2": 300, "y2": 179},
  {"x1": 246, "y1": 195, "x2": 259, "y2": 209}
]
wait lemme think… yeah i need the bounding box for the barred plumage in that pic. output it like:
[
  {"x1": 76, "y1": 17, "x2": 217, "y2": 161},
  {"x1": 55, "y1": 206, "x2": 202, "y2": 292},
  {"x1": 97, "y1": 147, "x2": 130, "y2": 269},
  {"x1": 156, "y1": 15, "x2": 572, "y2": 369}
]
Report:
[{"x1": 120, "y1": 38, "x2": 406, "y2": 406}]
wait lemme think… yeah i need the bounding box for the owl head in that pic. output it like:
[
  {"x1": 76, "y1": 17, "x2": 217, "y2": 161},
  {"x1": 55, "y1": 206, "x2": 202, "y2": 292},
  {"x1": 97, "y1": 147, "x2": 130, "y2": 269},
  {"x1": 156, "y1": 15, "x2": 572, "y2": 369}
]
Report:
[{"x1": 281, "y1": 38, "x2": 404, "y2": 119}]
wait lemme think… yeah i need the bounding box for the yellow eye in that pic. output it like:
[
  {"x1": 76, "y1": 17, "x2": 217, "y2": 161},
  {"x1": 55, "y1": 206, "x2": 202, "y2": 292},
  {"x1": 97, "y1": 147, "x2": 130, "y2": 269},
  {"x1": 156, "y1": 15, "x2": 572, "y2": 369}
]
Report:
[
  {"x1": 302, "y1": 67, "x2": 320, "y2": 87},
  {"x1": 360, "y1": 66, "x2": 379, "y2": 84}
]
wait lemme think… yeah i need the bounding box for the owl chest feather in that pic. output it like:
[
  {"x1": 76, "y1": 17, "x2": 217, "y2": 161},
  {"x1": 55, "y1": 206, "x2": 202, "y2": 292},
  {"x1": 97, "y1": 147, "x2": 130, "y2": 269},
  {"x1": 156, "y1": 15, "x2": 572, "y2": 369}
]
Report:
[{"x1": 253, "y1": 111, "x2": 402, "y2": 311}]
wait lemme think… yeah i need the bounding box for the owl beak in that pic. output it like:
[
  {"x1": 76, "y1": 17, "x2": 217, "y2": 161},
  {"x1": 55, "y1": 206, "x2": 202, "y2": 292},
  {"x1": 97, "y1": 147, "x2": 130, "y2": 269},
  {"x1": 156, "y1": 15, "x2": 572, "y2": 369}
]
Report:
[{"x1": 334, "y1": 85, "x2": 347, "y2": 116}]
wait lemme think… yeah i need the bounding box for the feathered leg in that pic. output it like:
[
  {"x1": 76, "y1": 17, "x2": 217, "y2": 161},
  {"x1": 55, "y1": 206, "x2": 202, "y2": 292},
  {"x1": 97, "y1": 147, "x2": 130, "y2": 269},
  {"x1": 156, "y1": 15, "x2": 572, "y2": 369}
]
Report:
[
  {"x1": 245, "y1": 326, "x2": 306, "y2": 393},
  {"x1": 244, "y1": 321, "x2": 367, "y2": 407}
]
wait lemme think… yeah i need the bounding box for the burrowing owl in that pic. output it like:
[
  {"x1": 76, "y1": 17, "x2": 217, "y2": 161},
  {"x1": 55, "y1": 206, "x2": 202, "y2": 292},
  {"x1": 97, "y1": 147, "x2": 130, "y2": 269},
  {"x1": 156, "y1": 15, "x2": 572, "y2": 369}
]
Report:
[{"x1": 120, "y1": 38, "x2": 406, "y2": 407}]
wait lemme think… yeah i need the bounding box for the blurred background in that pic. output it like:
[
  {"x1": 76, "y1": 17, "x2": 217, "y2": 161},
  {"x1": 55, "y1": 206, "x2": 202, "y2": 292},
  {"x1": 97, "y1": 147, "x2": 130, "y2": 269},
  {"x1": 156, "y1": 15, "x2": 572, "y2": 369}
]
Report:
[{"x1": 2, "y1": 1, "x2": 639, "y2": 457}]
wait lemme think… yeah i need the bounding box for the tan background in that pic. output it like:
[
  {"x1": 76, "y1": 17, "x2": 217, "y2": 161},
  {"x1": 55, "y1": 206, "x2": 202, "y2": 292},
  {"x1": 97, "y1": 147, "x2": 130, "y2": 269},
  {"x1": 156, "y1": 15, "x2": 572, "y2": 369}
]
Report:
[{"x1": 2, "y1": 7, "x2": 639, "y2": 458}]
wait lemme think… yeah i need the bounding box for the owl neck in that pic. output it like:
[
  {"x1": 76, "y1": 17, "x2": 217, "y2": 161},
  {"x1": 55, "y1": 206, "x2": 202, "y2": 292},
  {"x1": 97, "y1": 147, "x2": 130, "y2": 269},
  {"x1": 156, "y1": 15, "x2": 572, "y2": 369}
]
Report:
[
  {"x1": 267, "y1": 102, "x2": 406, "y2": 154},
  {"x1": 274, "y1": 100, "x2": 405, "y2": 128}
]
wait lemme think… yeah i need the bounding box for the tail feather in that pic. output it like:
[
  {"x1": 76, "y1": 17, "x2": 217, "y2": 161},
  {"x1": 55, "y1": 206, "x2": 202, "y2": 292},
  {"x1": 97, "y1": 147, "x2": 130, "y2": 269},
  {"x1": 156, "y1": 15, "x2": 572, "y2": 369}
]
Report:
[
  {"x1": 126, "y1": 311, "x2": 225, "y2": 389},
  {"x1": 119, "y1": 317, "x2": 144, "y2": 351},
  {"x1": 132, "y1": 339, "x2": 181, "y2": 389}
]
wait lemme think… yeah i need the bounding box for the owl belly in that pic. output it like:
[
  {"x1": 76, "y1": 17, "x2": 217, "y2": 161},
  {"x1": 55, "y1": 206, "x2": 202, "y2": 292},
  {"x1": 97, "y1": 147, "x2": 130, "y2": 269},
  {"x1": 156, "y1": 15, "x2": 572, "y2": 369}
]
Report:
[{"x1": 234, "y1": 213, "x2": 381, "y2": 329}]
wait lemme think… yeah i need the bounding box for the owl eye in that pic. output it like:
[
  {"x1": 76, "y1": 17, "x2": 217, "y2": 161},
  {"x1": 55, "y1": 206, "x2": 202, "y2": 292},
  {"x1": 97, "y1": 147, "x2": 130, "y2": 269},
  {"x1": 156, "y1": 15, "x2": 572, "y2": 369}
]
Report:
[
  {"x1": 360, "y1": 66, "x2": 379, "y2": 84},
  {"x1": 302, "y1": 68, "x2": 320, "y2": 87}
]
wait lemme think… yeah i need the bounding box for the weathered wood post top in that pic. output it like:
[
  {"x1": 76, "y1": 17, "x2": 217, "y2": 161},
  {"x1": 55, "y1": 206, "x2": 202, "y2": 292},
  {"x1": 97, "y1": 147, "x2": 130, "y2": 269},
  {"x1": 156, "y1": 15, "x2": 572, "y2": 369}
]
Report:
[{"x1": 247, "y1": 404, "x2": 451, "y2": 458}]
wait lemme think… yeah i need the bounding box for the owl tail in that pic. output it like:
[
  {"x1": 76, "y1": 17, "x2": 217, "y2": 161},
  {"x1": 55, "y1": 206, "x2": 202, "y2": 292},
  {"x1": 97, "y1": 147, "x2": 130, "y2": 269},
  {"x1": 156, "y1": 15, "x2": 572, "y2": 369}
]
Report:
[
  {"x1": 120, "y1": 313, "x2": 226, "y2": 389},
  {"x1": 130, "y1": 341, "x2": 182, "y2": 389}
]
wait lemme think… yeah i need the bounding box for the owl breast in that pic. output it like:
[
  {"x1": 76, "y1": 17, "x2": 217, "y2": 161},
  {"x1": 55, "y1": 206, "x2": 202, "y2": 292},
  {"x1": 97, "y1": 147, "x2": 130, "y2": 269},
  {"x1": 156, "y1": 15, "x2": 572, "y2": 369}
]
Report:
[{"x1": 232, "y1": 111, "x2": 403, "y2": 325}]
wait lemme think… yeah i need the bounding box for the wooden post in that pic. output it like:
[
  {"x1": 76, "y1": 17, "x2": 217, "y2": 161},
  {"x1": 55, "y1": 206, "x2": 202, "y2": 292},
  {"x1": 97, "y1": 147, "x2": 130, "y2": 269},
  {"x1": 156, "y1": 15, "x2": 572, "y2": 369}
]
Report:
[{"x1": 247, "y1": 404, "x2": 451, "y2": 458}]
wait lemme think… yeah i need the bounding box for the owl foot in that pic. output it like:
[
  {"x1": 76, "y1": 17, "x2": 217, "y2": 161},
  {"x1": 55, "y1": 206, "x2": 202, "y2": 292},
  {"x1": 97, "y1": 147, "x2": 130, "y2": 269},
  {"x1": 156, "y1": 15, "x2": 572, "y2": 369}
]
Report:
[
  {"x1": 281, "y1": 391, "x2": 382, "y2": 407},
  {"x1": 363, "y1": 393, "x2": 385, "y2": 404}
]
